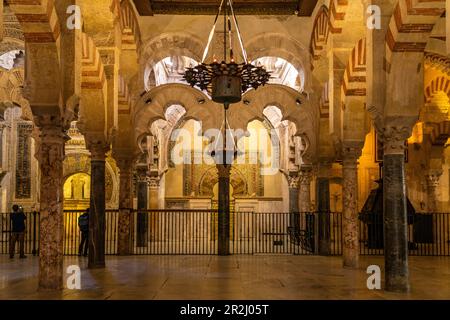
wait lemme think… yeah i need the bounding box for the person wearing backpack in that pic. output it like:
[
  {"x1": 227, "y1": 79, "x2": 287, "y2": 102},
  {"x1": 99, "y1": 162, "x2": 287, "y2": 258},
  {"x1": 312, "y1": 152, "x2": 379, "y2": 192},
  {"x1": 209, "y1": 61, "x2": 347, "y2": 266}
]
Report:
[
  {"x1": 78, "y1": 208, "x2": 89, "y2": 256},
  {"x1": 9, "y1": 204, "x2": 27, "y2": 259}
]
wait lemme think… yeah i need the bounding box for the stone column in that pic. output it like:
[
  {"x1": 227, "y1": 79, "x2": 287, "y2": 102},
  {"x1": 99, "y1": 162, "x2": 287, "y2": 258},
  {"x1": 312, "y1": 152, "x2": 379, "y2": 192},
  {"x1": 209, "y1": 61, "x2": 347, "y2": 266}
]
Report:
[
  {"x1": 148, "y1": 176, "x2": 160, "y2": 241},
  {"x1": 287, "y1": 173, "x2": 300, "y2": 228},
  {"x1": 342, "y1": 145, "x2": 362, "y2": 268},
  {"x1": 317, "y1": 162, "x2": 332, "y2": 255},
  {"x1": 298, "y1": 166, "x2": 313, "y2": 213},
  {"x1": 298, "y1": 166, "x2": 313, "y2": 249},
  {"x1": 425, "y1": 169, "x2": 443, "y2": 212},
  {"x1": 117, "y1": 157, "x2": 134, "y2": 255},
  {"x1": 217, "y1": 164, "x2": 231, "y2": 256},
  {"x1": 87, "y1": 139, "x2": 109, "y2": 269},
  {"x1": 34, "y1": 115, "x2": 67, "y2": 290},
  {"x1": 383, "y1": 126, "x2": 411, "y2": 292},
  {"x1": 136, "y1": 165, "x2": 148, "y2": 247}
]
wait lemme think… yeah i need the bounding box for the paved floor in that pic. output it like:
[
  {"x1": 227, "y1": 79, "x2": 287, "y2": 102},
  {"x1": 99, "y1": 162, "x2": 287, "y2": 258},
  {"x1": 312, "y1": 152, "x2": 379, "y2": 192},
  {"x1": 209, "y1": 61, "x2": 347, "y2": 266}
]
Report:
[{"x1": 0, "y1": 255, "x2": 449, "y2": 300}]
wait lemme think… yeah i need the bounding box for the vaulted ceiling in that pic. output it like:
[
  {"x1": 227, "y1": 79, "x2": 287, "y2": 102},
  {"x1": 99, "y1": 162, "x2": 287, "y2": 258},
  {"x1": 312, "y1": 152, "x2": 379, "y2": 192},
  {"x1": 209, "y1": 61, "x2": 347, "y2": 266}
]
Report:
[{"x1": 133, "y1": 0, "x2": 318, "y2": 16}]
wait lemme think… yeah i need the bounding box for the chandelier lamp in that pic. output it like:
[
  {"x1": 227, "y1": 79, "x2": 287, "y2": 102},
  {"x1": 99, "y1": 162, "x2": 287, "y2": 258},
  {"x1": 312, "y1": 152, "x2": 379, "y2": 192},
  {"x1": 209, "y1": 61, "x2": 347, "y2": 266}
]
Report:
[
  {"x1": 183, "y1": 0, "x2": 271, "y2": 107},
  {"x1": 183, "y1": 0, "x2": 270, "y2": 256}
]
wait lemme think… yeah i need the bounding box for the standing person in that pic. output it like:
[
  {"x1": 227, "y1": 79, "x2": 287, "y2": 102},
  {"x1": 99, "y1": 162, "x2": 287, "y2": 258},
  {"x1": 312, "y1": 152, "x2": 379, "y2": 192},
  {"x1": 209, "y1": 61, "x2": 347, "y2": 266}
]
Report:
[
  {"x1": 78, "y1": 208, "x2": 89, "y2": 256},
  {"x1": 9, "y1": 204, "x2": 26, "y2": 259}
]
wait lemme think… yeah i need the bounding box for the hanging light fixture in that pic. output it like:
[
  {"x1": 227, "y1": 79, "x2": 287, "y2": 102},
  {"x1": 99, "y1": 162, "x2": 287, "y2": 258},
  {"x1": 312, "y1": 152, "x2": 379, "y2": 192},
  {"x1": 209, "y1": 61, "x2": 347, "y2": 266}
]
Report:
[{"x1": 183, "y1": 0, "x2": 270, "y2": 107}]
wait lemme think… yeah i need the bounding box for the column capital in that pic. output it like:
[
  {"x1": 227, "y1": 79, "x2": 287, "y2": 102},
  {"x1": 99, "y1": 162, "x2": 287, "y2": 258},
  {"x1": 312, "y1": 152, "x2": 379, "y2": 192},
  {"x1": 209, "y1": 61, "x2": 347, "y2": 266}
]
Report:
[
  {"x1": 217, "y1": 164, "x2": 231, "y2": 178},
  {"x1": 342, "y1": 142, "x2": 363, "y2": 167},
  {"x1": 148, "y1": 176, "x2": 160, "y2": 189},
  {"x1": 85, "y1": 133, "x2": 110, "y2": 161},
  {"x1": 287, "y1": 174, "x2": 300, "y2": 189},
  {"x1": 425, "y1": 169, "x2": 443, "y2": 188},
  {"x1": 299, "y1": 165, "x2": 313, "y2": 186},
  {"x1": 380, "y1": 125, "x2": 413, "y2": 155},
  {"x1": 116, "y1": 156, "x2": 135, "y2": 174}
]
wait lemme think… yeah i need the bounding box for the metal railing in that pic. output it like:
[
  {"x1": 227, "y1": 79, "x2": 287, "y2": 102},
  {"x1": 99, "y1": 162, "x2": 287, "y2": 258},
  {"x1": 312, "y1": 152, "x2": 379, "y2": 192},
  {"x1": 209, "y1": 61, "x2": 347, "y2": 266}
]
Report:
[
  {"x1": 0, "y1": 211, "x2": 39, "y2": 256},
  {"x1": 1, "y1": 211, "x2": 449, "y2": 256}
]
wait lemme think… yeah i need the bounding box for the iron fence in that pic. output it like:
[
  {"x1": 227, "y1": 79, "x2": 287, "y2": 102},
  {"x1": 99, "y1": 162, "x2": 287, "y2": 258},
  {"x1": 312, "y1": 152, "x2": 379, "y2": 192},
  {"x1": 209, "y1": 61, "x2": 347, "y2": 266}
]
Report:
[
  {"x1": 1, "y1": 211, "x2": 449, "y2": 256},
  {"x1": 0, "y1": 211, "x2": 39, "y2": 256}
]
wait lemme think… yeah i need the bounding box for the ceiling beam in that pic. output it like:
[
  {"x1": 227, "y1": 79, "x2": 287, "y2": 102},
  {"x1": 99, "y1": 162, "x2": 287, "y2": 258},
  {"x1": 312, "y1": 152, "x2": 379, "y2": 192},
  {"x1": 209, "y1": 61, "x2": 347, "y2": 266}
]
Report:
[{"x1": 132, "y1": 0, "x2": 318, "y2": 16}]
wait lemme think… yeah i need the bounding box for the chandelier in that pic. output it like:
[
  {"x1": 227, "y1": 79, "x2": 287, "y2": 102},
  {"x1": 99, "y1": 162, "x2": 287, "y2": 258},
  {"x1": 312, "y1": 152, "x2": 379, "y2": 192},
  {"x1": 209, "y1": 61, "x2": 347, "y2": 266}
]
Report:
[{"x1": 183, "y1": 0, "x2": 270, "y2": 106}]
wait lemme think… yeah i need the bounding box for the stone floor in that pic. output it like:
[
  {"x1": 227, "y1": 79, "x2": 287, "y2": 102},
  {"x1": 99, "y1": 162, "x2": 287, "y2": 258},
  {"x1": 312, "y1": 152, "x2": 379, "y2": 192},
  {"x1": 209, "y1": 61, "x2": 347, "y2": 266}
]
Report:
[{"x1": 0, "y1": 255, "x2": 449, "y2": 300}]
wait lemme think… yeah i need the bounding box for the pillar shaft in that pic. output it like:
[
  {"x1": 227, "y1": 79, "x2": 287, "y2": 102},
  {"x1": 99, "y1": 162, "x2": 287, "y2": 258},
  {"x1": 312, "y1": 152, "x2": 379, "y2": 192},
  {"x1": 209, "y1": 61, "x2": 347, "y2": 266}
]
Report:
[
  {"x1": 217, "y1": 164, "x2": 230, "y2": 255},
  {"x1": 35, "y1": 116, "x2": 66, "y2": 290},
  {"x1": 316, "y1": 165, "x2": 331, "y2": 255},
  {"x1": 425, "y1": 170, "x2": 442, "y2": 213},
  {"x1": 342, "y1": 146, "x2": 361, "y2": 268},
  {"x1": 136, "y1": 166, "x2": 148, "y2": 247},
  {"x1": 298, "y1": 167, "x2": 313, "y2": 213},
  {"x1": 287, "y1": 174, "x2": 300, "y2": 227},
  {"x1": 87, "y1": 142, "x2": 109, "y2": 269},
  {"x1": 383, "y1": 126, "x2": 410, "y2": 293},
  {"x1": 117, "y1": 158, "x2": 134, "y2": 255}
]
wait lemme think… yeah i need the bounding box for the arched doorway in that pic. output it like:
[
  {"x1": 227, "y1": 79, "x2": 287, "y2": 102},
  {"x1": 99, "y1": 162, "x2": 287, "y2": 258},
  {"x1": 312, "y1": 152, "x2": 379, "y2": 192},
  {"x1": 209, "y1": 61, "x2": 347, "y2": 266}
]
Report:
[{"x1": 63, "y1": 173, "x2": 90, "y2": 210}]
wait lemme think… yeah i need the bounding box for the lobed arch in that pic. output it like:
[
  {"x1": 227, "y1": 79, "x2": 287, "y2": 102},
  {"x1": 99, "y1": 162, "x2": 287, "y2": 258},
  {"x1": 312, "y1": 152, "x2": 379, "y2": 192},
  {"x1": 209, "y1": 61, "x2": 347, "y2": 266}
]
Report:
[
  {"x1": 133, "y1": 83, "x2": 222, "y2": 145},
  {"x1": 198, "y1": 166, "x2": 248, "y2": 197},
  {"x1": 227, "y1": 84, "x2": 317, "y2": 163}
]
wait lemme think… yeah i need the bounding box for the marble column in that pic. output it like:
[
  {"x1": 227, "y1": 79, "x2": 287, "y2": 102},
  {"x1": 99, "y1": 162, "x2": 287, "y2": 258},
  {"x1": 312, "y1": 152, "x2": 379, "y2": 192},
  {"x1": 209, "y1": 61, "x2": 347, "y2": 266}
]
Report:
[
  {"x1": 34, "y1": 115, "x2": 67, "y2": 290},
  {"x1": 287, "y1": 173, "x2": 300, "y2": 228},
  {"x1": 117, "y1": 157, "x2": 134, "y2": 255},
  {"x1": 136, "y1": 165, "x2": 148, "y2": 247},
  {"x1": 298, "y1": 166, "x2": 313, "y2": 213},
  {"x1": 425, "y1": 169, "x2": 442, "y2": 212},
  {"x1": 383, "y1": 126, "x2": 411, "y2": 293},
  {"x1": 217, "y1": 164, "x2": 231, "y2": 256},
  {"x1": 342, "y1": 146, "x2": 362, "y2": 268},
  {"x1": 87, "y1": 141, "x2": 109, "y2": 269},
  {"x1": 317, "y1": 163, "x2": 332, "y2": 255},
  {"x1": 148, "y1": 176, "x2": 160, "y2": 241}
]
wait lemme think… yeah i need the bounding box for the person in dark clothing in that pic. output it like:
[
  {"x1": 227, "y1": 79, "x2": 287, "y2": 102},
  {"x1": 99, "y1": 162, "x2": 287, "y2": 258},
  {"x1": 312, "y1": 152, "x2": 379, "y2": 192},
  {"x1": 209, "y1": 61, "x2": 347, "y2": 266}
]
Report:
[
  {"x1": 78, "y1": 208, "x2": 89, "y2": 256},
  {"x1": 9, "y1": 204, "x2": 26, "y2": 259}
]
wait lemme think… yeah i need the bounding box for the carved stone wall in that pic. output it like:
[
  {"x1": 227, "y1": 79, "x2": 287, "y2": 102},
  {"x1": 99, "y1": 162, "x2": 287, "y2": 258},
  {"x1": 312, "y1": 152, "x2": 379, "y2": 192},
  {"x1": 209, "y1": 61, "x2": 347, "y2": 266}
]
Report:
[{"x1": 14, "y1": 121, "x2": 32, "y2": 199}]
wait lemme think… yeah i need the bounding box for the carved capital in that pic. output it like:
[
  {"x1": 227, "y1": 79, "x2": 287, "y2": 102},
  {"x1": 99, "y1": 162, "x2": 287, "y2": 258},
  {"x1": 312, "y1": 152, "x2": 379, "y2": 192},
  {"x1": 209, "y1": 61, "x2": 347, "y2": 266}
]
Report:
[
  {"x1": 299, "y1": 166, "x2": 313, "y2": 186},
  {"x1": 382, "y1": 126, "x2": 410, "y2": 154},
  {"x1": 342, "y1": 142, "x2": 363, "y2": 167},
  {"x1": 287, "y1": 174, "x2": 300, "y2": 189},
  {"x1": 116, "y1": 157, "x2": 135, "y2": 176},
  {"x1": 425, "y1": 169, "x2": 443, "y2": 188},
  {"x1": 85, "y1": 133, "x2": 110, "y2": 161},
  {"x1": 135, "y1": 165, "x2": 149, "y2": 183},
  {"x1": 148, "y1": 177, "x2": 160, "y2": 189},
  {"x1": 217, "y1": 164, "x2": 231, "y2": 178}
]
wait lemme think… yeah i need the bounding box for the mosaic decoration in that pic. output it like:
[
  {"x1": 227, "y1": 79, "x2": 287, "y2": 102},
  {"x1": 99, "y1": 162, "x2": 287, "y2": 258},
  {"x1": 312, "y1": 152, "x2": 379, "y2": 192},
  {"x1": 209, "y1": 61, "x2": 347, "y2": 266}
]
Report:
[{"x1": 15, "y1": 122, "x2": 33, "y2": 198}]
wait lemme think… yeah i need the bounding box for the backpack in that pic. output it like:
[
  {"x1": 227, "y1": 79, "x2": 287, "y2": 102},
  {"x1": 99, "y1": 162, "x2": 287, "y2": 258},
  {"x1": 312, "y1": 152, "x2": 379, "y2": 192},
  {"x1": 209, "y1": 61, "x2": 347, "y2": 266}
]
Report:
[{"x1": 78, "y1": 215, "x2": 89, "y2": 231}]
